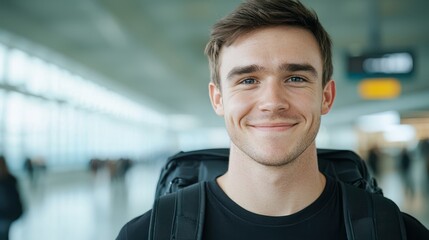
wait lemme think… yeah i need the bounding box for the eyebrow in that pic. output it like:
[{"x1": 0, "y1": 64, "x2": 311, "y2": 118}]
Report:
[
  {"x1": 226, "y1": 63, "x2": 318, "y2": 81},
  {"x1": 226, "y1": 64, "x2": 265, "y2": 80},
  {"x1": 279, "y1": 63, "x2": 318, "y2": 77}
]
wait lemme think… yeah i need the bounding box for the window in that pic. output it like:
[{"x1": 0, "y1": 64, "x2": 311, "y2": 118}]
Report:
[
  {"x1": 7, "y1": 49, "x2": 30, "y2": 88},
  {"x1": 0, "y1": 40, "x2": 170, "y2": 170},
  {"x1": 27, "y1": 57, "x2": 51, "y2": 95},
  {"x1": 0, "y1": 43, "x2": 7, "y2": 83}
]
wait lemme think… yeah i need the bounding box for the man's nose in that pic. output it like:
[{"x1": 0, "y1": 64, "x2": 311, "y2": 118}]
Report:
[{"x1": 257, "y1": 81, "x2": 289, "y2": 112}]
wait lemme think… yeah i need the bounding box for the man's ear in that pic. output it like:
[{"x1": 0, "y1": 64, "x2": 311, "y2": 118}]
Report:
[
  {"x1": 209, "y1": 82, "x2": 224, "y2": 116},
  {"x1": 321, "y1": 80, "x2": 336, "y2": 115}
]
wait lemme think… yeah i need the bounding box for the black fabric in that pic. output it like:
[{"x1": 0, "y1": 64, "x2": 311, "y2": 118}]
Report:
[
  {"x1": 155, "y1": 149, "x2": 229, "y2": 197},
  {"x1": 175, "y1": 183, "x2": 205, "y2": 240},
  {"x1": 149, "y1": 148, "x2": 385, "y2": 240},
  {"x1": 0, "y1": 175, "x2": 23, "y2": 240},
  {"x1": 154, "y1": 148, "x2": 383, "y2": 198},
  {"x1": 371, "y1": 192, "x2": 407, "y2": 240},
  {"x1": 402, "y1": 213, "x2": 429, "y2": 239},
  {"x1": 341, "y1": 182, "x2": 409, "y2": 240},
  {"x1": 117, "y1": 210, "x2": 152, "y2": 240},
  {"x1": 148, "y1": 193, "x2": 176, "y2": 240},
  {"x1": 116, "y1": 179, "x2": 429, "y2": 240},
  {"x1": 202, "y1": 175, "x2": 346, "y2": 240},
  {"x1": 0, "y1": 175, "x2": 23, "y2": 221},
  {"x1": 340, "y1": 182, "x2": 376, "y2": 240}
]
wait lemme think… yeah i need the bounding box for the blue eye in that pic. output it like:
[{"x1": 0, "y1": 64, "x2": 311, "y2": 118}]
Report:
[
  {"x1": 241, "y1": 78, "x2": 257, "y2": 84},
  {"x1": 288, "y1": 76, "x2": 305, "y2": 82}
]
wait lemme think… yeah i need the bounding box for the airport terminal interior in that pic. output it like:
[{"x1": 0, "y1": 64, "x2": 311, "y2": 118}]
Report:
[{"x1": 0, "y1": 0, "x2": 428, "y2": 239}]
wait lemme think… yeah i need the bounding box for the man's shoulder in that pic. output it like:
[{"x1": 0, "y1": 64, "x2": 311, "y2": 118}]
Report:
[
  {"x1": 338, "y1": 181, "x2": 429, "y2": 239},
  {"x1": 116, "y1": 210, "x2": 152, "y2": 240},
  {"x1": 402, "y1": 212, "x2": 429, "y2": 239},
  {"x1": 356, "y1": 188, "x2": 429, "y2": 238}
]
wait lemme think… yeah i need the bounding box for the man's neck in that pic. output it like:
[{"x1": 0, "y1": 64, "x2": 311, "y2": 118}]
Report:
[{"x1": 217, "y1": 145, "x2": 325, "y2": 216}]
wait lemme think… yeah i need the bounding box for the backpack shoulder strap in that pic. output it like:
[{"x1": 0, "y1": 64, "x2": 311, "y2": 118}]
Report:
[
  {"x1": 340, "y1": 182, "x2": 407, "y2": 240},
  {"x1": 149, "y1": 182, "x2": 206, "y2": 240}
]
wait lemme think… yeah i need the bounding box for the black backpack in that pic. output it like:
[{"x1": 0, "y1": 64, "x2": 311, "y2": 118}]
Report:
[{"x1": 149, "y1": 148, "x2": 407, "y2": 240}]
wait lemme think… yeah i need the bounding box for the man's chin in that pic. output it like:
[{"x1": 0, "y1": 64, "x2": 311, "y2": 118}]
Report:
[
  {"x1": 253, "y1": 155, "x2": 297, "y2": 168},
  {"x1": 244, "y1": 145, "x2": 298, "y2": 167}
]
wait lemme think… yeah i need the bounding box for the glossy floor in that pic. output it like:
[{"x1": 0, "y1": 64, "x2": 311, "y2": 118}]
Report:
[
  {"x1": 9, "y1": 159, "x2": 429, "y2": 240},
  {"x1": 10, "y1": 162, "x2": 161, "y2": 240}
]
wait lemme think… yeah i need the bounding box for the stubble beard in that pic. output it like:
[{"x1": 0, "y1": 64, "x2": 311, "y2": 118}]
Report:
[{"x1": 231, "y1": 116, "x2": 321, "y2": 168}]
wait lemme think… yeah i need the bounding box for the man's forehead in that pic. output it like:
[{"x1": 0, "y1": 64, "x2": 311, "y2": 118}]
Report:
[{"x1": 218, "y1": 26, "x2": 323, "y2": 70}]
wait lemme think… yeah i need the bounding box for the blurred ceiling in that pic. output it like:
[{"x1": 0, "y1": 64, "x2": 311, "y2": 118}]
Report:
[{"x1": 0, "y1": 0, "x2": 428, "y2": 128}]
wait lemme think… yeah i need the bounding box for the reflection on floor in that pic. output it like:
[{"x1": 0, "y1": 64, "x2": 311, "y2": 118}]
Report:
[
  {"x1": 10, "y1": 162, "x2": 161, "y2": 240},
  {"x1": 375, "y1": 153, "x2": 429, "y2": 228},
  {"x1": 9, "y1": 159, "x2": 429, "y2": 240}
]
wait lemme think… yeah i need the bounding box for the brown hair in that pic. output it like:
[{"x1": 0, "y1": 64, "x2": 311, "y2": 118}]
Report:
[{"x1": 205, "y1": 0, "x2": 333, "y2": 88}]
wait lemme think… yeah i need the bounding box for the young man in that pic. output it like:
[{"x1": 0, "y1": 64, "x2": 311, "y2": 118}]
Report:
[{"x1": 117, "y1": 0, "x2": 429, "y2": 239}]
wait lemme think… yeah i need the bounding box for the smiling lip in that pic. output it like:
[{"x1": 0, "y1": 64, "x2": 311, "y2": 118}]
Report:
[{"x1": 249, "y1": 122, "x2": 297, "y2": 131}]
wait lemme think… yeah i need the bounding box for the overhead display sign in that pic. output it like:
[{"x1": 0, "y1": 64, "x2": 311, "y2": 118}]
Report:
[
  {"x1": 347, "y1": 51, "x2": 414, "y2": 79},
  {"x1": 358, "y1": 78, "x2": 401, "y2": 99}
]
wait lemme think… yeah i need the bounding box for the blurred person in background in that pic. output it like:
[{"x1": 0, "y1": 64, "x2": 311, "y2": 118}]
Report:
[
  {"x1": 418, "y1": 138, "x2": 429, "y2": 195},
  {"x1": 399, "y1": 147, "x2": 414, "y2": 197},
  {"x1": 367, "y1": 144, "x2": 382, "y2": 178},
  {"x1": 0, "y1": 156, "x2": 23, "y2": 240},
  {"x1": 23, "y1": 156, "x2": 47, "y2": 188},
  {"x1": 23, "y1": 157, "x2": 34, "y2": 185}
]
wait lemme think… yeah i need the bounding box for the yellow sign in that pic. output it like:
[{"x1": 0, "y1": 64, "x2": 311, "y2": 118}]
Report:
[{"x1": 358, "y1": 78, "x2": 401, "y2": 99}]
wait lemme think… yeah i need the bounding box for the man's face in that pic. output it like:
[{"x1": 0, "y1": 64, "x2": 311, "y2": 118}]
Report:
[{"x1": 209, "y1": 26, "x2": 335, "y2": 166}]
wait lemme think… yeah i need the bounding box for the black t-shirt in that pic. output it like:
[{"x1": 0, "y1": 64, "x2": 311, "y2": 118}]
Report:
[
  {"x1": 202, "y1": 176, "x2": 346, "y2": 240},
  {"x1": 116, "y1": 177, "x2": 429, "y2": 240}
]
